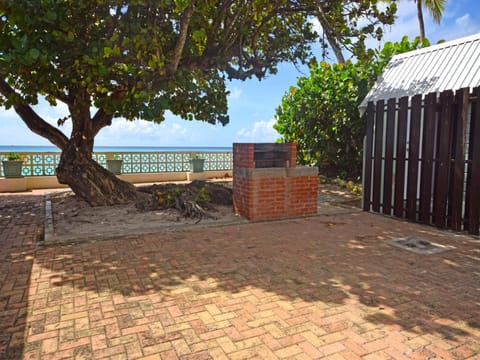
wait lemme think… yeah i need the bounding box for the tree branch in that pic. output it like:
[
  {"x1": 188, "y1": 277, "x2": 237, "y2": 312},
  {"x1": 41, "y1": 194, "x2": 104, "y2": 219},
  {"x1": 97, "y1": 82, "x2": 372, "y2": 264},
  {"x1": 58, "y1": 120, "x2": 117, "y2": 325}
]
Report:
[
  {"x1": 315, "y1": 0, "x2": 345, "y2": 63},
  {"x1": 92, "y1": 108, "x2": 114, "y2": 136},
  {"x1": 224, "y1": 64, "x2": 256, "y2": 80},
  {"x1": 0, "y1": 80, "x2": 69, "y2": 150},
  {"x1": 51, "y1": 91, "x2": 73, "y2": 106},
  {"x1": 168, "y1": 4, "x2": 194, "y2": 75}
]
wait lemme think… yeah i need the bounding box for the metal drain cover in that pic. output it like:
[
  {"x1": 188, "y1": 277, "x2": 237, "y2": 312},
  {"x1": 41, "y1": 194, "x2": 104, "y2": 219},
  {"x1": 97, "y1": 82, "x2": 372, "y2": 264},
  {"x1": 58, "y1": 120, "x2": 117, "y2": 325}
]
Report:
[{"x1": 386, "y1": 236, "x2": 454, "y2": 255}]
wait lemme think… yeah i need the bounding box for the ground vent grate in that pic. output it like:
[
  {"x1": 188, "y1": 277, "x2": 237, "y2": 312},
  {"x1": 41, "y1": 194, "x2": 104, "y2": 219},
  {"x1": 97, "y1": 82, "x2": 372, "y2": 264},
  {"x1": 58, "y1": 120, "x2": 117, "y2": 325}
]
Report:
[{"x1": 385, "y1": 236, "x2": 454, "y2": 255}]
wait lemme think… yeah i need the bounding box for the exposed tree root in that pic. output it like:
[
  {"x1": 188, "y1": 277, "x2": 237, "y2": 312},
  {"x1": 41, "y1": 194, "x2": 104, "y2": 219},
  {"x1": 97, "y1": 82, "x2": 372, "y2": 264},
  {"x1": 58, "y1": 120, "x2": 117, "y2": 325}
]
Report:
[
  {"x1": 138, "y1": 180, "x2": 232, "y2": 222},
  {"x1": 176, "y1": 196, "x2": 217, "y2": 224}
]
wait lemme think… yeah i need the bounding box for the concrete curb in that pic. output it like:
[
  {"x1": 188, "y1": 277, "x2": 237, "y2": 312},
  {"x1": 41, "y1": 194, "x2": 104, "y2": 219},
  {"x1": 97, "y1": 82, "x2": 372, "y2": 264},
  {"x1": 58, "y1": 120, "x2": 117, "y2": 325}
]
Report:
[
  {"x1": 40, "y1": 192, "x2": 362, "y2": 246},
  {"x1": 42, "y1": 218, "x2": 252, "y2": 246},
  {"x1": 41, "y1": 192, "x2": 249, "y2": 245},
  {"x1": 43, "y1": 194, "x2": 54, "y2": 243}
]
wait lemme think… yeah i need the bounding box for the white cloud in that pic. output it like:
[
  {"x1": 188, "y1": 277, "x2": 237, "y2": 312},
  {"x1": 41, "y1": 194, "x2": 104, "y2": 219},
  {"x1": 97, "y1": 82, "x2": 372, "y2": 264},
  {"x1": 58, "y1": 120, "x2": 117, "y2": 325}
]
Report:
[
  {"x1": 41, "y1": 103, "x2": 72, "y2": 136},
  {"x1": 236, "y1": 118, "x2": 280, "y2": 142},
  {"x1": 0, "y1": 103, "x2": 69, "y2": 145},
  {"x1": 456, "y1": 13, "x2": 470, "y2": 26},
  {"x1": 310, "y1": 17, "x2": 322, "y2": 35},
  {"x1": 435, "y1": 12, "x2": 480, "y2": 41},
  {"x1": 96, "y1": 117, "x2": 192, "y2": 146},
  {"x1": 31, "y1": 99, "x2": 69, "y2": 125},
  {"x1": 228, "y1": 86, "x2": 243, "y2": 100}
]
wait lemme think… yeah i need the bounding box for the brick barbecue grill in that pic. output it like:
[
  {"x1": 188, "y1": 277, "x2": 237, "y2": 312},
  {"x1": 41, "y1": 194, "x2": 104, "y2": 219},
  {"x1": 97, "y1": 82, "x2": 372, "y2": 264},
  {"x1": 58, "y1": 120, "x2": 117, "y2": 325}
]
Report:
[{"x1": 233, "y1": 143, "x2": 318, "y2": 221}]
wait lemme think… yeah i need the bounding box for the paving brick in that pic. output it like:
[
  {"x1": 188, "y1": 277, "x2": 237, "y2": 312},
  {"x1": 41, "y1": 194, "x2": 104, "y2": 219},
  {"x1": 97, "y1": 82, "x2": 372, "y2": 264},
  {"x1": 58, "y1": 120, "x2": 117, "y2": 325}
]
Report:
[
  {"x1": 319, "y1": 341, "x2": 347, "y2": 356},
  {"x1": 121, "y1": 324, "x2": 150, "y2": 336},
  {"x1": 1, "y1": 191, "x2": 480, "y2": 360},
  {"x1": 274, "y1": 344, "x2": 303, "y2": 358},
  {"x1": 170, "y1": 338, "x2": 191, "y2": 357},
  {"x1": 58, "y1": 336, "x2": 90, "y2": 351},
  {"x1": 40, "y1": 337, "x2": 58, "y2": 354},
  {"x1": 260, "y1": 333, "x2": 283, "y2": 351},
  {"x1": 60, "y1": 311, "x2": 88, "y2": 322},
  {"x1": 92, "y1": 344, "x2": 125, "y2": 358},
  {"x1": 27, "y1": 329, "x2": 59, "y2": 343},
  {"x1": 363, "y1": 338, "x2": 389, "y2": 353},
  {"x1": 198, "y1": 329, "x2": 225, "y2": 341},
  {"x1": 142, "y1": 342, "x2": 174, "y2": 356},
  {"x1": 158, "y1": 349, "x2": 177, "y2": 359},
  {"x1": 450, "y1": 344, "x2": 478, "y2": 359},
  {"x1": 216, "y1": 335, "x2": 237, "y2": 353},
  {"x1": 299, "y1": 340, "x2": 324, "y2": 358},
  {"x1": 342, "y1": 338, "x2": 368, "y2": 356},
  {"x1": 91, "y1": 333, "x2": 108, "y2": 350}
]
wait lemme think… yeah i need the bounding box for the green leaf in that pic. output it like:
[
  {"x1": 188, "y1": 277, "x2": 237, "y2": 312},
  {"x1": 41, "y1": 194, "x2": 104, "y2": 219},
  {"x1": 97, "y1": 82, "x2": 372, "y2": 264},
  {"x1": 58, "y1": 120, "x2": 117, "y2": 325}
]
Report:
[
  {"x1": 103, "y1": 47, "x2": 112, "y2": 57},
  {"x1": 174, "y1": 0, "x2": 189, "y2": 12},
  {"x1": 28, "y1": 48, "x2": 40, "y2": 60}
]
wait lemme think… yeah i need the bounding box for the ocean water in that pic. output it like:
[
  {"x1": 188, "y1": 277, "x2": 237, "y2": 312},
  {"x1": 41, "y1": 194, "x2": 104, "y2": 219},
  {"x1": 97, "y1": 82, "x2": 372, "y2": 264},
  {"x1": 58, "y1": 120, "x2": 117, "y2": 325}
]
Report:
[{"x1": 0, "y1": 145, "x2": 232, "y2": 153}]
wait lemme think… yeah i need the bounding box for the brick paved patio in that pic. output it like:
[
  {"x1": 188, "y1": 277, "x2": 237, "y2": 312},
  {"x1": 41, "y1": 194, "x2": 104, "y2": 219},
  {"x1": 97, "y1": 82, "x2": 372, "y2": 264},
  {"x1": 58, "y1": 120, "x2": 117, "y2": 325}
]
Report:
[{"x1": 1, "y1": 192, "x2": 479, "y2": 359}]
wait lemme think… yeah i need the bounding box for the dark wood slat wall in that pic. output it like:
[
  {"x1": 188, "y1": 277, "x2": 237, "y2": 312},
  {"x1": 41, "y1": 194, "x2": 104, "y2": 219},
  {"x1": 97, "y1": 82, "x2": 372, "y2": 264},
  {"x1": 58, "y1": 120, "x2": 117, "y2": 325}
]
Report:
[
  {"x1": 450, "y1": 89, "x2": 469, "y2": 230},
  {"x1": 434, "y1": 90, "x2": 454, "y2": 229},
  {"x1": 372, "y1": 100, "x2": 385, "y2": 212},
  {"x1": 364, "y1": 86, "x2": 479, "y2": 235},
  {"x1": 406, "y1": 95, "x2": 422, "y2": 221},
  {"x1": 383, "y1": 99, "x2": 396, "y2": 215},
  {"x1": 393, "y1": 97, "x2": 409, "y2": 218},
  {"x1": 363, "y1": 102, "x2": 375, "y2": 211},
  {"x1": 419, "y1": 92, "x2": 437, "y2": 224},
  {"x1": 467, "y1": 87, "x2": 480, "y2": 235}
]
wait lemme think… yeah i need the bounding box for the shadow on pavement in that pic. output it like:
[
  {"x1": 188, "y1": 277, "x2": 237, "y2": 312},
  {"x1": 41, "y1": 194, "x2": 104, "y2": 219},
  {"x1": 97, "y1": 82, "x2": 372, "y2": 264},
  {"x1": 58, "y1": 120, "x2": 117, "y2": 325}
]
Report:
[
  {"x1": 0, "y1": 193, "x2": 44, "y2": 359},
  {"x1": 32, "y1": 212, "x2": 480, "y2": 345}
]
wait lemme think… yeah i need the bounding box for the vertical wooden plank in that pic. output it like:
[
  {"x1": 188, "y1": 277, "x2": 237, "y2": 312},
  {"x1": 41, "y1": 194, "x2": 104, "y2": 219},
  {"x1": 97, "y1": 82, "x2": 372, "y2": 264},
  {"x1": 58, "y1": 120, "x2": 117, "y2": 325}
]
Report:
[
  {"x1": 468, "y1": 86, "x2": 480, "y2": 235},
  {"x1": 394, "y1": 96, "x2": 409, "y2": 218},
  {"x1": 419, "y1": 92, "x2": 437, "y2": 224},
  {"x1": 363, "y1": 102, "x2": 375, "y2": 212},
  {"x1": 450, "y1": 88, "x2": 469, "y2": 231},
  {"x1": 406, "y1": 94, "x2": 422, "y2": 221},
  {"x1": 382, "y1": 98, "x2": 396, "y2": 215},
  {"x1": 372, "y1": 100, "x2": 385, "y2": 213},
  {"x1": 464, "y1": 128, "x2": 471, "y2": 230},
  {"x1": 434, "y1": 90, "x2": 454, "y2": 229}
]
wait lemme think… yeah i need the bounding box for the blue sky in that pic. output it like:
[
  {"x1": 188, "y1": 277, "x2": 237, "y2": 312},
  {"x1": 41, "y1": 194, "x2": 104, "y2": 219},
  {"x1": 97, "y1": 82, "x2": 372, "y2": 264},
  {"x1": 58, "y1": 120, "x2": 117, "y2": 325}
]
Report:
[{"x1": 1, "y1": 0, "x2": 479, "y2": 148}]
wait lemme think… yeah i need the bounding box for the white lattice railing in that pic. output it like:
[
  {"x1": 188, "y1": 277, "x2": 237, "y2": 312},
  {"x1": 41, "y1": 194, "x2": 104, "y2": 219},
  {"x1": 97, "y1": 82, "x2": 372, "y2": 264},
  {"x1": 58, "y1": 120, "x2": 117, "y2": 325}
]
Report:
[{"x1": 0, "y1": 151, "x2": 233, "y2": 177}]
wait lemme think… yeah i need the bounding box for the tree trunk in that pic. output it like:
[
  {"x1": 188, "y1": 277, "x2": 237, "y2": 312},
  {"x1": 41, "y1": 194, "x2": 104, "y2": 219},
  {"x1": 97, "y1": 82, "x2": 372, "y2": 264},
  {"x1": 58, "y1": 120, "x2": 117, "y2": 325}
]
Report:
[
  {"x1": 315, "y1": 0, "x2": 345, "y2": 64},
  {"x1": 416, "y1": 0, "x2": 425, "y2": 40},
  {"x1": 56, "y1": 141, "x2": 154, "y2": 208},
  {"x1": 1, "y1": 80, "x2": 154, "y2": 209}
]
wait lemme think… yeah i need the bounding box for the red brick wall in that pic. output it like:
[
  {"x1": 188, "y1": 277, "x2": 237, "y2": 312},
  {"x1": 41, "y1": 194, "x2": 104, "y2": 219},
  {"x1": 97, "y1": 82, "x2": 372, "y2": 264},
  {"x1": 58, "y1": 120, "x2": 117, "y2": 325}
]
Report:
[
  {"x1": 233, "y1": 173, "x2": 253, "y2": 219},
  {"x1": 233, "y1": 143, "x2": 254, "y2": 168},
  {"x1": 233, "y1": 143, "x2": 318, "y2": 221},
  {"x1": 244, "y1": 176, "x2": 318, "y2": 221},
  {"x1": 251, "y1": 177, "x2": 287, "y2": 220},
  {"x1": 286, "y1": 175, "x2": 318, "y2": 218}
]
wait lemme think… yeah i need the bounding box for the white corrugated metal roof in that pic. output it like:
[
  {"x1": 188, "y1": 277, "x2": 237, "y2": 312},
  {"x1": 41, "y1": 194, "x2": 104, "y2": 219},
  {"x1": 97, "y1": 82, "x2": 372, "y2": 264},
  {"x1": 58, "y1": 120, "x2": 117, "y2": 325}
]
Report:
[{"x1": 360, "y1": 33, "x2": 480, "y2": 109}]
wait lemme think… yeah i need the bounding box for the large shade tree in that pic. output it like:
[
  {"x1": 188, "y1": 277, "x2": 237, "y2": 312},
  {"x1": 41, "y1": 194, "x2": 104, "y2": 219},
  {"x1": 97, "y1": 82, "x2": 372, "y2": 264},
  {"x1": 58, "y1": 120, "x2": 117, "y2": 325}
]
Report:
[{"x1": 0, "y1": 0, "x2": 316, "y2": 207}]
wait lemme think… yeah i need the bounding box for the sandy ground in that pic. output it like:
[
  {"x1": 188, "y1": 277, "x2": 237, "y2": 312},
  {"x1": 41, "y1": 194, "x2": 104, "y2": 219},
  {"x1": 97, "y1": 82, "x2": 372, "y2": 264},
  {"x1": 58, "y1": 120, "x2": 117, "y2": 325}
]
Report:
[{"x1": 48, "y1": 181, "x2": 361, "y2": 243}]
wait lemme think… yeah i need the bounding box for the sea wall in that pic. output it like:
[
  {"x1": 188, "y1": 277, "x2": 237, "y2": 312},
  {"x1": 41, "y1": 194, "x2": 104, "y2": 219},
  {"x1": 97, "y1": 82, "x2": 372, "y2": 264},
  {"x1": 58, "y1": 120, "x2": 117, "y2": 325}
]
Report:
[{"x1": 0, "y1": 170, "x2": 232, "y2": 192}]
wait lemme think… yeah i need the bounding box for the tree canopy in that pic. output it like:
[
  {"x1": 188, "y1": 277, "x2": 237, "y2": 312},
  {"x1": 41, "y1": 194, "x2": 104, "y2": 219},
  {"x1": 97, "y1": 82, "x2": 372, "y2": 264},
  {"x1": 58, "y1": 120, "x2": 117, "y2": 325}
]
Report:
[{"x1": 0, "y1": 1, "x2": 315, "y2": 128}]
